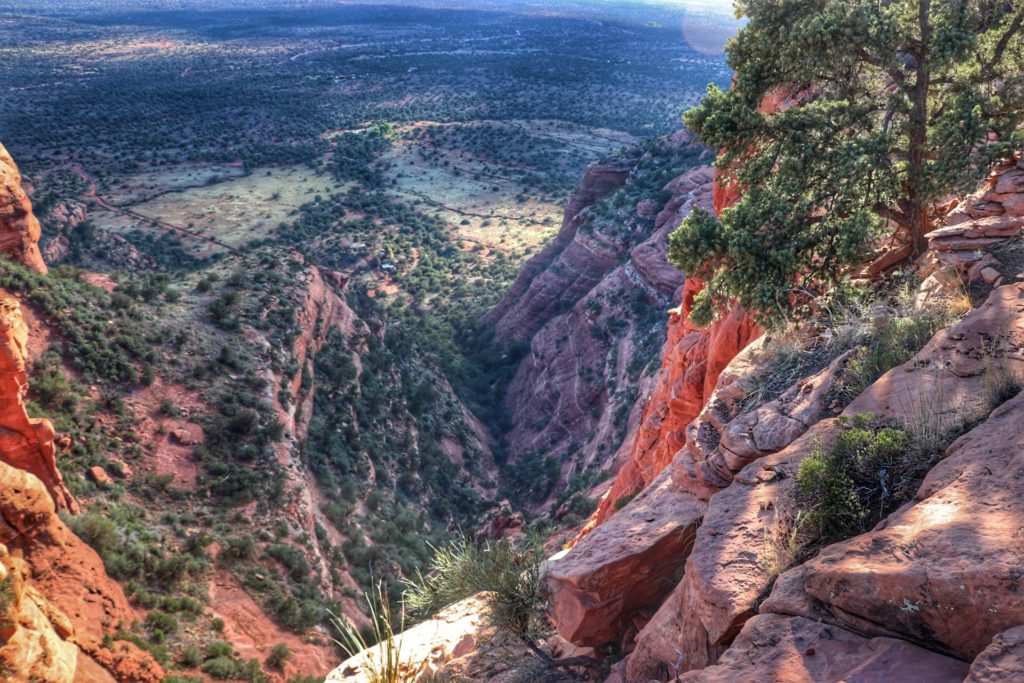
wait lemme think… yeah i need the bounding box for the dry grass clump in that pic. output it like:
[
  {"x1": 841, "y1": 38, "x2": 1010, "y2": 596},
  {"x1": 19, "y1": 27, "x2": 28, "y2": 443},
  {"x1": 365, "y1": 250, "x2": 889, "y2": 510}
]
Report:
[
  {"x1": 738, "y1": 326, "x2": 848, "y2": 414},
  {"x1": 982, "y1": 351, "x2": 1024, "y2": 414},
  {"x1": 760, "y1": 498, "x2": 809, "y2": 583},
  {"x1": 331, "y1": 583, "x2": 420, "y2": 683}
]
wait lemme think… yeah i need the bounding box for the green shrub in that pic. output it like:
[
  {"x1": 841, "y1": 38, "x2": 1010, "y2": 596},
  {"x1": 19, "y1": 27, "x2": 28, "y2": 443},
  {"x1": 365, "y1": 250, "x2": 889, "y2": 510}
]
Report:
[
  {"x1": 404, "y1": 537, "x2": 546, "y2": 642},
  {"x1": 66, "y1": 512, "x2": 120, "y2": 556},
  {"x1": 265, "y1": 643, "x2": 291, "y2": 671},
  {"x1": 144, "y1": 610, "x2": 179, "y2": 635},
  {"x1": 204, "y1": 641, "x2": 235, "y2": 659},
  {"x1": 613, "y1": 493, "x2": 637, "y2": 511},
  {"x1": 179, "y1": 646, "x2": 203, "y2": 668},
  {"x1": 797, "y1": 414, "x2": 926, "y2": 542},
  {"x1": 202, "y1": 656, "x2": 239, "y2": 679}
]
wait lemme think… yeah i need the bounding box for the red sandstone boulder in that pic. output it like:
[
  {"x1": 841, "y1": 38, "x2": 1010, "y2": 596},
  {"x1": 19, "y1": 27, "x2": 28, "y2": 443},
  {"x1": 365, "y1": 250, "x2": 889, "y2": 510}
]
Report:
[
  {"x1": 326, "y1": 594, "x2": 491, "y2": 683},
  {"x1": 677, "y1": 614, "x2": 968, "y2": 683},
  {"x1": 88, "y1": 466, "x2": 113, "y2": 487},
  {"x1": 0, "y1": 458, "x2": 162, "y2": 681},
  {"x1": 625, "y1": 419, "x2": 842, "y2": 679},
  {"x1": 0, "y1": 544, "x2": 78, "y2": 682},
  {"x1": 966, "y1": 625, "x2": 1024, "y2": 683},
  {"x1": 799, "y1": 390, "x2": 1024, "y2": 661},
  {"x1": 546, "y1": 458, "x2": 705, "y2": 646},
  {"x1": 846, "y1": 282, "x2": 1024, "y2": 423}
]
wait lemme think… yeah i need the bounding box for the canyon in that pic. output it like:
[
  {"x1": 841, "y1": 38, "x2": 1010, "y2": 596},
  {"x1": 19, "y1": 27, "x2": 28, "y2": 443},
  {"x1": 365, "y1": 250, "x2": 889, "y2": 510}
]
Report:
[
  {"x1": 4, "y1": 3, "x2": 1024, "y2": 681},
  {"x1": 9, "y1": 116, "x2": 1024, "y2": 683},
  {"x1": 329, "y1": 140, "x2": 1024, "y2": 683}
]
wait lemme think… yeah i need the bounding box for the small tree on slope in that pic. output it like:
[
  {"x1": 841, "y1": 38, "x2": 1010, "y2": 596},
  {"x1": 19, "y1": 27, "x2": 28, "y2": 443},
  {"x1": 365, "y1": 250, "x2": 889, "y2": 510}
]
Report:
[{"x1": 669, "y1": 0, "x2": 1024, "y2": 327}]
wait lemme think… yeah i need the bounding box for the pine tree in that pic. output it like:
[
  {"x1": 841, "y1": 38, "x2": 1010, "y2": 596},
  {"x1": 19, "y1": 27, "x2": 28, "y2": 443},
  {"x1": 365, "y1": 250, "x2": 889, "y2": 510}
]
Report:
[{"x1": 670, "y1": 0, "x2": 1024, "y2": 326}]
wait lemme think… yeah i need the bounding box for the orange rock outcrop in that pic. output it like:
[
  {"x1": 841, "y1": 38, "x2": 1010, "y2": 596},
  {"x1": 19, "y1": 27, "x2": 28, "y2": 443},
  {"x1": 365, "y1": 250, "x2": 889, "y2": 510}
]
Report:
[
  {"x1": 0, "y1": 448, "x2": 163, "y2": 682},
  {"x1": 0, "y1": 542, "x2": 78, "y2": 682},
  {"x1": 0, "y1": 292, "x2": 162, "y2": 681},
  {"x1": 624, "y1": 281, "x2": 1024, "y2": 679},
  {"x1": 0, "y1": 296, "x2": 77, "y2": 512},
  {"x1": 577, "y1": 170, "x2": 760, "y2": 537},
  {"x1": 0, "y1": 143, "x2": 48, "y2": 274}
]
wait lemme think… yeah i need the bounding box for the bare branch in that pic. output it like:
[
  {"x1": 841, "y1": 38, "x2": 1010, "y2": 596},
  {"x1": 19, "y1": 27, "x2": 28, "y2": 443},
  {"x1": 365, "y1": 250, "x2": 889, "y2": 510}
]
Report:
[{"x1": 982, "y1": 8, "x2": 1024, "y2": 74}]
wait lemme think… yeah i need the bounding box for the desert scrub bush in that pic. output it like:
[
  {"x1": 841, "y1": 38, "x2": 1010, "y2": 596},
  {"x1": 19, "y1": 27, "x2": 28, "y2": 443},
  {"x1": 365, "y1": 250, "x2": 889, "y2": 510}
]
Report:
[
  {"x1": 265, "y1": 643, "x2": 291, "y2": 671},
  {"x1": 797, "y1": 414, "x2": 938, "y2": 542}
]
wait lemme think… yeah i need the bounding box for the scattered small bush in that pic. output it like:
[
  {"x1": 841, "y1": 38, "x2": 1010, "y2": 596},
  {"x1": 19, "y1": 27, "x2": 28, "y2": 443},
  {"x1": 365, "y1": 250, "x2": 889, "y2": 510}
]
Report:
[
  {"x1": 405, "y1": 537, "x2": 546, "y2": 642},
  {"x1": 265, "y1": 643, "x2": 291, "y2": 671}
]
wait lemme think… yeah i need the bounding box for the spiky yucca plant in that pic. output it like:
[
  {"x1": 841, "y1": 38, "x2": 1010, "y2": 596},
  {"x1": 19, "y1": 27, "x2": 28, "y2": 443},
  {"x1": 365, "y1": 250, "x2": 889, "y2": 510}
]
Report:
[{"x1": 330, "y1": 582, "x2": 420, "y2": 683}]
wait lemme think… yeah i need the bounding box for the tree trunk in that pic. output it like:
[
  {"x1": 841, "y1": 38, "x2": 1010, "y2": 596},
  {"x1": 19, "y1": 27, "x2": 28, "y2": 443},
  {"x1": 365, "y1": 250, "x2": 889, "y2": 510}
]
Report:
[{"x1": 905, "y1": 0, "x2": 932, "y2": 257}]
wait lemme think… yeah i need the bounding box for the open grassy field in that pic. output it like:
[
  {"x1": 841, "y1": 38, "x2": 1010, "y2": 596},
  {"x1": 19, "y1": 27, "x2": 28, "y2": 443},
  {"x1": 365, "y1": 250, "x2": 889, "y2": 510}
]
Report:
[
  {"x1": 102, "y1": 163, "x2": 249, "y2": 206},
  {"x1": 93, "y1": 165, "x2": 341, "y2": 255},
  {"x1": 381, "y1": 119, "x2": 636, "y2": 256}
]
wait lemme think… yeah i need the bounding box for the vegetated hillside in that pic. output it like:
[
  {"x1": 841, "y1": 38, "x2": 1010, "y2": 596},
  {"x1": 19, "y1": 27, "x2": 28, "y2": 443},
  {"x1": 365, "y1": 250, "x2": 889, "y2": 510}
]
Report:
[
  {"x1": 0, "y1": 3, "x2": 749, "y2": 680},
  {"x1": 2, "y1": 141, "x2": 505, "y2": 682}
]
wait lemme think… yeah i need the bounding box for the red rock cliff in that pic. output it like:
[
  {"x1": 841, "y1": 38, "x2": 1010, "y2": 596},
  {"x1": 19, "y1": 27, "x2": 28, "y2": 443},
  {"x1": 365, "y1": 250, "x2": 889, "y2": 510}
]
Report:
[
  {"x1": 0, "y1": 297, "x2": 162, "y2": 682},
  {"x1": 577, "y1": 172, "x2": 760, "y2": 536},
  {"x1": 0, "y1": 143, "x2": 48, "y2": 274},
  {"x1": 486, "y1": 133, "x2": 722, "y2": 495},
  {"x1": 0, "y1": 297, "x2": 77, "y2": 513}
]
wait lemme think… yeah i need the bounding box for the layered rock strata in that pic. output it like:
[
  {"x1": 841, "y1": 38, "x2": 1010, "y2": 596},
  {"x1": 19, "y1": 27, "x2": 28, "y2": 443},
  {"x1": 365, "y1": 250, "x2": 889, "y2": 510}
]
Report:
[
  {"x1": 0, "y1": 143, "x2": 48, "y2": 274},
  {"x1": 625, "y1": 281, "x2": 1024, "y2": 679},
  {"x1": 488, "y1": 133, "x2": 719, "y2": 487},
  {"x1": 0, "y1": 296, "x2": 76, "y2": 512}
]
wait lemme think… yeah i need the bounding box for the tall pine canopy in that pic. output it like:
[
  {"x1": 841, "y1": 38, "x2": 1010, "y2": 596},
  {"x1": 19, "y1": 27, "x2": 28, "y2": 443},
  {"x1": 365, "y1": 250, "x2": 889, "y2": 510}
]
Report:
[{"x1": 670, "y1": 0, "x2": 1024, "y2": 326}]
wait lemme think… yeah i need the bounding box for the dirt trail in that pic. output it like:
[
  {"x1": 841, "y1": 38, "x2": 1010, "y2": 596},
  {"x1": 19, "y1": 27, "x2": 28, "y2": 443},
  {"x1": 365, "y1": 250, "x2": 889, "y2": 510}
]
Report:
[{"x1": 73, "y1": 164, "x2": 240, "y2": 253}]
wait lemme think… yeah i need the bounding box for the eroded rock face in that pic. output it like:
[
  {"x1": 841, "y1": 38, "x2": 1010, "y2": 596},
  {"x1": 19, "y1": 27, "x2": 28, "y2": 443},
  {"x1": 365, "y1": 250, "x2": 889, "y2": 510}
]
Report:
[
  {"x1": 966, "y1": 626, "x2": 1024, "y2": 683},
  {"x1": 624, "y1": 419, "x2": 841, "y2": 679},
  {"x1": 0, "y1": 458, "x2": 162, "y2": 682},
  {"x1": 677, "y1": 614, "x2": 969, "y2": 683},
  {"x1": 0, "y1": 143, "x2": 48, "y2": 274},
  {"x1": 579, "y1": 283, "x2": 761, "y2": 535},
  {"x1": 0, "y1": 543, "x2": 78, "y2": 683},
  {"x1": 548, "y1": 335, "x2": 851, "y2": 656},
  {"x1": 0, "y1": 296, "x2": 76, "y2": 512},
  {"x1": 577, "y1": 159, "x2": 765, "y2": 535},
  {"x1": 488, "y1": 133, "x2": 718, "y2": 490},
  {"x1": 798, "y1": 389, "x2": 1024, "y2": 661},
  {"x1": 627, "y1": 282, "x2": 1024, "y2": 679},
  {"x1": 484, "y1": 161, "x2": 633, "y2": 342}
]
